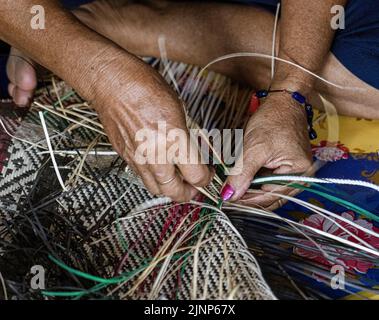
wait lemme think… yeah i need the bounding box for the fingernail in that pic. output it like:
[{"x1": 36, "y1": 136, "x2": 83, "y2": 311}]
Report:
[{"x1": 220, "y1": 183, "x2": 235, "y2": 201}]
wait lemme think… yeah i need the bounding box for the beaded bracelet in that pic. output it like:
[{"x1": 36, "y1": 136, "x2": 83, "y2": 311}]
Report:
[{"x1": 249, "y1": 89, "x2": 317, "y2": 140}]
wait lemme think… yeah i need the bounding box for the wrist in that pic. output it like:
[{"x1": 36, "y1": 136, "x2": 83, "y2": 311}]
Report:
[
  {"x1": 66, "y1": 42, "x2": 140, "y2": 110},
  {"x1": 270, "y1": 77, "x2": 313, "y2": 96},
  {"x1": 74, "y1": 46, "x2": 122, "y2": 102},
  {"x1": 262, "y1": 92, "x2": 306, "y2": 119},
  {"x1": 255, "y1": 89, "x2": 317, "y2": 140},
  {"x1": 270, "y1": 52, "x2": 316, "y2": 96}
]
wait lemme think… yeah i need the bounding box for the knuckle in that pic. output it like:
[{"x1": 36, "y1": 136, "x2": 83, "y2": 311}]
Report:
[
  {"x1": 299, "y1": 157, "x2": 313, "y2": 170},
  {"x1": 187, "y1": 171, "x2": 209, "y2": 187},
  {"x1": 170, "y1": 192, "x2": 189, "y2": 203},
  {"x1": 164, "y1": 183, "x2": 192, "y2": 202},
  {"x1": 160, "y1": 183, "x2": 182, "y2": 200}
]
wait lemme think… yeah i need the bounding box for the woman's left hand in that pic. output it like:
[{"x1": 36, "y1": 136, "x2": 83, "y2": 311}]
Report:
[{"x1": 222, "y1": 92, "x2": 313, "y2": 209}]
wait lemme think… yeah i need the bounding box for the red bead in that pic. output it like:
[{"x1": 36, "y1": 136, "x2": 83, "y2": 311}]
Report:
[{"x1": 249, "y1": 94, "x2": 260, "y2": 114}]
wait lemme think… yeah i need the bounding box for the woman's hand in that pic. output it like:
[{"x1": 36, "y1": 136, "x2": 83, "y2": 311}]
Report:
[
  {"x1": 220, "y1": 0, "x2": 344, "y2": 210},
  {"x1": 7, "y1": 46, "x2": 213, "y2": 202},
  {"x1": 222, "y1": 92, "x2": 313, "y2": 209},
  {"x1": 87, "y1": 52, "x2": 213, "y2": 202},
  {"x1": 1, "y1": 0, "x2": 213, "y2": 202}
]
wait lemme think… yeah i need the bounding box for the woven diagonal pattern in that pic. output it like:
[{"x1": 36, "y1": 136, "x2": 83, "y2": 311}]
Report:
[{"x1": 0, "y1": 60, "x2": 275, "y2": 300}]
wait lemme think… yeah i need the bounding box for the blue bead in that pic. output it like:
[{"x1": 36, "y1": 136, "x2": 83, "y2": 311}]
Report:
[
  {"x1": 292, "y1": 92, "x2": 306, "y2": 104},
  {"x1": 305, "y1": 104, "x2": 313, "y2": 112},
  {"x1": 309, "y1": 128, "x2": 317, "y2": 140},
  {"x1": 256, "y1": 90, "x2": 268, "y2": 98}
]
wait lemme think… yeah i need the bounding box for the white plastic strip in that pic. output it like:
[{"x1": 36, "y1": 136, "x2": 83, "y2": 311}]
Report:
[
  {"x1": 252, "y1": 175, "x2": 379, "y2": 192},
  {"x1": 39, "y1": 111, "x2": 68, "y2": 191}
]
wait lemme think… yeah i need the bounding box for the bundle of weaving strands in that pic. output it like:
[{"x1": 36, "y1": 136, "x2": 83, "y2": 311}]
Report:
[{"x1": 0, "y1": 57, "x2": 378, "y2": 300}]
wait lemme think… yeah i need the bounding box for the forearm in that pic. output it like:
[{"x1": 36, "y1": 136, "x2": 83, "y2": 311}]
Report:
[
  {"x1": 0, "y1": 0, "x2": 126, "y2": 100},
  {"x1": 272, "y1": 0, "x2": 347, "y2": 94}
]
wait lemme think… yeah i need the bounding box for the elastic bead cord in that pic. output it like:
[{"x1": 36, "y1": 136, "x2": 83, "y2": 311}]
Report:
[{"x1": 253, "y1": 89, "x2": 317, "y2": 140}]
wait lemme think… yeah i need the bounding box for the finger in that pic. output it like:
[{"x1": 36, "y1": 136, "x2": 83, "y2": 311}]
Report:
[
  {"x1": 265, "y1": 187, "x2": 301, "y2": 211},
  {"x1": 124, "y1": 150, "x2": 161, "y2": 196},
  {"x1": 14, "y1": 59, "x2": 37, "y2": 93},
  {"x1": 169, "y1": 132, "x2": 213, "y2": 188},
  {"x1": 176, "y1": 163, "x2": 213, "y2": 188},
  {"x1": 273, "y1": 164, "x2": 311, "y2": 175},
  {"x1": 221, "y1": 147, "x2": 267, "y2": 202},
  {"x1": 241, "y1": 159, "x2": 312, "y2": 207},
  {"x1": 7, "y1": 49, "x2": 37, "y2": 107},
  {"x1": 151, "y1": 164, "x2": 198, "y2": 202},
  {"x1": 134, "y1": 164, "x2": 161, "y2": 196},
  {"x1": 240, "y1": 184, "x2": 297, "y2": 208},
  {"x1": 7, "y1": 49, "x2": 37, "y2": 90},
  {"x1": 8, "y1": 83, "x2": 15, "y2": 98},
  {"x1": 120, "y1": 141, "x2": 162, "y2": 196},
  {"x1": 247, "y1": 160, "x2": 312, "y2": 207},
  {"x1": 12, "y1": 86, "x2": 34, "y2": 107}
]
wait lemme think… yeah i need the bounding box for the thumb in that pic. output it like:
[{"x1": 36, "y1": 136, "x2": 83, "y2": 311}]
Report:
[{"x1": 221, "y1": 148, "x2": 267, "y2": 202}]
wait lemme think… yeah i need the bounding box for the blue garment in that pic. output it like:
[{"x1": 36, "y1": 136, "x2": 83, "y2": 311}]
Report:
[
  {"x1": 0, "y1": 45, "x2": 10, "y2": 98},
  {"x1": 60, "y1": 0, "x2": 93, "y2": 10},
  {"x1": 330, "y1": 0, "x2": 379, "y2": 90}
]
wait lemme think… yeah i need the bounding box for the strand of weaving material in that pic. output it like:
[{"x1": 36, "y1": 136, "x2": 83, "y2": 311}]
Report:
[
  {"x1": 229, "y1": 189, "x2": 379, "y2": 298},
  {"x1": 275, "y1": 182, "x2": 379, "y2": 223},
  {"x1": 0, "y1": 70, "x2": 275, "y2": 300},
  {"x1": 199, "y1": 52, "x2": 362, "y2": 91},
  {"x1": 48, "y1": 206, "x2": 233, "y2": 296},
  {"x1": 224, "y1": 199, "x2": 379, "y2": 258},
  {"x1": 39, "y1": 111, "x2": 68, "y2": 191},
  {"x1": 271, "y1": 3, "x2": 281, "y2": 80},
  {"x1": 4, "y1": 83, "x2": 378, "y2": 268},
  {"x1": 270, "y1": 184, "x2": 379, "y2": 238},
  {"x1": 1, "y1": 58, "x2": 378, "y2": 300},
  {"x1": 252, "y1": 176, "x2": 379, "y2": 192}
]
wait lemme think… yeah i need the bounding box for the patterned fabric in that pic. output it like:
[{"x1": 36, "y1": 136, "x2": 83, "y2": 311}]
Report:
[
  {"x1": 0, "y1": 64, "x2": 275, "y2": 300},
  {"x1": 1, "y1": 57, "x2": 378, "y2": 300},
  {"x1": 312, "y1": 112, "x2": 379, "y2": 154},
  {"x1": 275, "y1": 152, "x2": 379, "y2": 300}
]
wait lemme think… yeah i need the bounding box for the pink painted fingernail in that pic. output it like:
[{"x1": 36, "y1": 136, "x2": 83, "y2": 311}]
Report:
[{"x1": 221, "y1": 183, "x2": 235, "y2": 201}]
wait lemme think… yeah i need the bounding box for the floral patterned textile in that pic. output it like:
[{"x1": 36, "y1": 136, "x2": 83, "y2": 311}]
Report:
[
  {"x1": 313, "y1": 110, "x2": 379, "y2": 154},
  {"x1": 277, "y1": 149, "x2": 379, "y2": 299},
  {"x1": 295, "y1": 211, "x2": 379, "y2": 274}
]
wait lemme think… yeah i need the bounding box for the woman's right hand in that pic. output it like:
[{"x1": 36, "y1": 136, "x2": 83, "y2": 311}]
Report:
[
  {"x1": 7, "y1": 46, "x2": 212, "y2": 202},
  {"x1": 87, "y1": 52, "x2": 213, "y2": 201}
]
